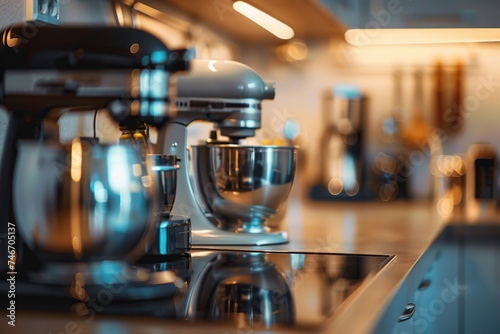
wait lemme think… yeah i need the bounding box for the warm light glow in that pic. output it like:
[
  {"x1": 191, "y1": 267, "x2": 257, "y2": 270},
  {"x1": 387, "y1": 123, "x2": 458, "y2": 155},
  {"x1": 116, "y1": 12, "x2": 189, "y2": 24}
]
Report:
[
  {"x1": 130, "y1": 43, "x2": 140, "y2": 54},
  {"x1": 71, "y1": 140, "x2": 82, "y2": 182},
  {"x1": 233, "y1": 1, "x2": 294, "y2": 40},
  {"x1": 133, "y1": 2, "x2": 190, "y2": 32},
  {"x1": 328, "y1": 178, "x2": 343, "y2": 195},
  {"x1": 436, "y1": 154, "x2": 467, "y2": 177},
  {"x1": 379, "y1": 184, "x2": 398, "y2": 202},
  {"x1": 4, "y1": 30, "x2": 20, "y2": 47},
  {"x1": 72, "y1": 236, "x2": 82, "y2": 253},
  {"x1": 286, "y1": 41, "x2": 308, "y2": 60},
  {"x1": 345, "y1": 180, "x2": 360, "y2": 197},
  {"x1": 70, "y1": 139, "x2": 83, "y2": 260},
  {"x1": 437, "y1": 198, "x2": 454, "y2": 216},
  {"x1": 114, "y1": 2, "x2": 124, "y2": 26},
  {"x1": 190, "y1": 251, "x2": 214, "y2": 257},
  {"x1": 345, "y1": 28, "x2": 500, "y2": 46},
  {"x1": 276, "y1": 41, "x2": 309, "y2": 62},
  {"x1": 451, "y1": 186, "x2": 463, "y2": 205},
  {"x1": 151, "y1": 271, "x2": 178, "y2": 285},
  {"x1": 70, "y1": 273, "x2": 87, "y2": 301}
]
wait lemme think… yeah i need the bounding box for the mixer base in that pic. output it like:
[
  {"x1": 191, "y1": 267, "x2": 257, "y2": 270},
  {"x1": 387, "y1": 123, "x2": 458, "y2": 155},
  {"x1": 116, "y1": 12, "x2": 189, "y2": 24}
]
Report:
[{"x1": 192, "y1": 228, "x2": 288, "y2": 246}]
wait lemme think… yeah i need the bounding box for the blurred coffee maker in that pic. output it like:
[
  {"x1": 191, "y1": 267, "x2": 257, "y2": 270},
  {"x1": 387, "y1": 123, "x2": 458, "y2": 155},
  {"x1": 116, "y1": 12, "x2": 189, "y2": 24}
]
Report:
[{"x1": 310, "y1": 84, "x2": 369, "y2": 200}]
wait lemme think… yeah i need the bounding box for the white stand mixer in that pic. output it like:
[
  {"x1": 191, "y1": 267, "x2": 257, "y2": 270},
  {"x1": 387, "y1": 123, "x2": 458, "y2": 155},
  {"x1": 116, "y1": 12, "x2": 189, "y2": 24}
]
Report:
[{"x1": 158, "y1": 60, "x2": 296, "y2": 246}]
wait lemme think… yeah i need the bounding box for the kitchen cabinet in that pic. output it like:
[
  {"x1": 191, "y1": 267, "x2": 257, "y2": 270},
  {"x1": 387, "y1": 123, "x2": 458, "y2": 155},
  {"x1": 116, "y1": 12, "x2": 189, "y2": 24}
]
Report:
[
  {"x1": 390, "y1": 226, "x2": 500, "y2": 334},
  {"x1": 463, "y1": 235, "x2": 500, "y2": 334},
  {"x1": 411, "y1": 240, "x2": 460, "y2": 334},
  {"x1": 391, "y1": 240, "x2": 459, "y2": 334}
]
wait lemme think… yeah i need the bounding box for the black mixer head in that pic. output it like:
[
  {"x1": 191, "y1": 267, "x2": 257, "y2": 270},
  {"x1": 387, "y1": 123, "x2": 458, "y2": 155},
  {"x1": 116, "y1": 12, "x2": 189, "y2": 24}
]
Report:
[
  {"x1": 0, "y1": 24, "x2": 193, "y2": 126},
  {"x1": 0, "y1": 24, "x2": 191, "y2": 71}
]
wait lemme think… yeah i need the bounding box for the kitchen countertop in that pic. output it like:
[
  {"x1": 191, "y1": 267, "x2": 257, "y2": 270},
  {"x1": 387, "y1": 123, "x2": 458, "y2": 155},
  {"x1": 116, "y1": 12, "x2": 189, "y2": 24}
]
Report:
[
  {"x1": 4, "y1": 200, "x2": 453, "y2": 334},
  {"x1": 243, "y1": 199, "x2": 447, "y2": 334}
]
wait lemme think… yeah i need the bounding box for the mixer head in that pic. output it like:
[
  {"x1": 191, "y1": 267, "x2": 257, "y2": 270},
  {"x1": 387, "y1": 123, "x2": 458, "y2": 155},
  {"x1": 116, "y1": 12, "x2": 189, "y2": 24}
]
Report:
[
  {"x1": 0, "y1": 24, "x2": 191, "y2": 127},
  {"x1": 173, "y1": 59, "x2": 276, "y2": 141}
]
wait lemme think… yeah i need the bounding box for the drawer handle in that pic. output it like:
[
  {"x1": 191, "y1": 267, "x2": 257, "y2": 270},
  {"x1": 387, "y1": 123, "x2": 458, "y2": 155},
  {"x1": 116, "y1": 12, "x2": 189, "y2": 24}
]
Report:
[
  {"x1": 398, "y1": 303, "x2": 415, "y2": 322},
  {"x1": 418, "y1": 280, "x2": 431, "y2": 289}
]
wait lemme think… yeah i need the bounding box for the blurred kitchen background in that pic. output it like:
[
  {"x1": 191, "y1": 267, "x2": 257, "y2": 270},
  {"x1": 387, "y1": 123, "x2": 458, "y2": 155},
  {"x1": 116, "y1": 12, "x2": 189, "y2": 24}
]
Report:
[{"x1": 2, "y1": 0, "x2": 500, "y2": 210}]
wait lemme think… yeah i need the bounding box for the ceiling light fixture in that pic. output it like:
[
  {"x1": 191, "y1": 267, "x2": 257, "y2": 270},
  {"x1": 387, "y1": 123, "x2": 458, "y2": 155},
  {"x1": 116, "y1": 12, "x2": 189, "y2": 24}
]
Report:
[
  {"x1": 233, "y1": 1, "x2": 295, "y2": 40},
  {"x1": 345, "y1": 28, "x2": 500, "y2": 45}
]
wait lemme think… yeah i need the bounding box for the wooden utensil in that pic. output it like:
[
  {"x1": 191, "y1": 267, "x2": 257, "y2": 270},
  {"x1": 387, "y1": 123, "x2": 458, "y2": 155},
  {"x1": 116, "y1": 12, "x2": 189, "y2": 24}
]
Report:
[
  {"x1": 433, "y1": 59, "x2": 445, "y2": 129},
  {"x1": 448, "y1": 59, "x2": 463, "y2": 132},
  {"x1": 399, "y1": 69, "x2": 433, "y2": 150}
]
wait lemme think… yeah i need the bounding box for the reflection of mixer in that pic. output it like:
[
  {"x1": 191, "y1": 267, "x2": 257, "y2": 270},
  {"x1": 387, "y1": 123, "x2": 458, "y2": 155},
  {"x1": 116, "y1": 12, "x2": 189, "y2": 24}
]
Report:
[
  {"x1": 189, "y1": 252, "x2": 294, "y2": 328},
  {"x1": 0, "y1": 25, "x2": 190, "y2": 280},
  {"x1": 159, "y1": 60, "x2": 298, "y2": 245},
  {"x1": 3, "y1": 250, "x2": 391, "y2": 332}
]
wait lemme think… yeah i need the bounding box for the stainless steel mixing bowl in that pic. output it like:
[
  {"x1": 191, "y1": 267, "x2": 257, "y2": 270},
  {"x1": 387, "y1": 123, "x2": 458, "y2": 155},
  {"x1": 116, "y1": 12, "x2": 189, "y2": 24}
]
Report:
[
  {"x1": 191, "y1": 144, "x2": 297, "y2": 232},
  {"x1": 13, "y1": 139, "x2": 161, "y2": 261}
]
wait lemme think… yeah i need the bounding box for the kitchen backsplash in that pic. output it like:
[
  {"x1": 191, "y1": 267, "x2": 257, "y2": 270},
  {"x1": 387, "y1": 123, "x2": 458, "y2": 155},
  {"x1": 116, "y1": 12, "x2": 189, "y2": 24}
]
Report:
[{"x1": 239, "y1": 40, "x2": 500, "y2": 198}]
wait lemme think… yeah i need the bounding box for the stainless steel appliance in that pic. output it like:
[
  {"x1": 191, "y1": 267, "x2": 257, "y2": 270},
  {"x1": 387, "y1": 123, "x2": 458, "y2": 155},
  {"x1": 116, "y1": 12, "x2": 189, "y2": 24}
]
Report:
[
  {"x1": 191, "y1": 144, "x2": 296, "y2": 234},
  {"x1": 0, "y1": 24, "x2": 190, "y2": 271},
  {"x1": 311, "y1": 84, "x2": 369, "y2": 200},
  {"x1": 158, "y1": 59, "x2": 298, "y2": 246}
]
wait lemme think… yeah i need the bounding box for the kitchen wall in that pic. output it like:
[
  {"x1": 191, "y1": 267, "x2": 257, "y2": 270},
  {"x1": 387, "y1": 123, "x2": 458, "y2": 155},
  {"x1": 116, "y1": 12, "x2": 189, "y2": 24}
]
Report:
[{"x1": 238, "y1": 40, "x2": 500, "y2": 199}]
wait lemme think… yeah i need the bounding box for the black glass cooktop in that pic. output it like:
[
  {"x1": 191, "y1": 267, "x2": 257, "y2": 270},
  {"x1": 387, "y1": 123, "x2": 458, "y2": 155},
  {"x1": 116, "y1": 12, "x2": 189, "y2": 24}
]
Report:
[{"x1": 4, "y1": 250, "x2": 392, "y2": 330}]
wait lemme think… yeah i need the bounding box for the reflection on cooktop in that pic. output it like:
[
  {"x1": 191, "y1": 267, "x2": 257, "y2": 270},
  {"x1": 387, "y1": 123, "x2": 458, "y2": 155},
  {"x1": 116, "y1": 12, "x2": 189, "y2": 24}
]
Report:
[{"x1": 6, "y1": 250, "x2": 392, "y2": 330}]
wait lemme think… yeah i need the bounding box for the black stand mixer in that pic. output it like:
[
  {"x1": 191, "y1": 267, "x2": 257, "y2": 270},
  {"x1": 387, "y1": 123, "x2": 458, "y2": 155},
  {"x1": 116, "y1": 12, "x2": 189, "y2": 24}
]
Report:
[{"x1": 0, "y1": 25, "x2": 191, "y2": 292}]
